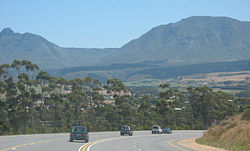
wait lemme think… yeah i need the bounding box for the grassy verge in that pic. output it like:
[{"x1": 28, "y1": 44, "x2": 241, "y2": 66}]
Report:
[{"x1": 196, "y1": 110, "x2": 250, "y2": 151}]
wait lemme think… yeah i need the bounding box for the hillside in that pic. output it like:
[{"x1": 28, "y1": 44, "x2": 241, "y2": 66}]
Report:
[
  {"x1": 1, "y1": 16, "x2": 250, "y2": 80},
  {"x1": 106, "y1": 16, "x2": 250, "y2": 65},
  {"x1": 196, "y1": 110, "x2": 250, "y2": 151},
  {"x1": 0, "y1": 28, "x2": 118, "y2": 68},
  {"x1": 52, "y1": 59, "x2": 250, "y2": 83},
  {"x1": 0, "y1": 28, "x2": 69, "y2": 68}
]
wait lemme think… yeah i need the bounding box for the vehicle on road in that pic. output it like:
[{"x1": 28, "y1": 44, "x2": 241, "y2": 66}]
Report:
[
  {"x1": 120, "y1": 125, "x2": 133, "y2": 136},
  {"x1": 69, "y1": 126, "x2": 89, "y2": 142},
  {"x1": 162, "y1": 128, "x2": 172, "y2": 134},
  {"x1": 152, "y1": 125, "x2": 162, "y2": 134}
]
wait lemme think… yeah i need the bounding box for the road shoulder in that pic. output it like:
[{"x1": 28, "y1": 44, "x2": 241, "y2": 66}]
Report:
[{"x1": 178, "y1": 138, "x2": 228, "y2": 151}]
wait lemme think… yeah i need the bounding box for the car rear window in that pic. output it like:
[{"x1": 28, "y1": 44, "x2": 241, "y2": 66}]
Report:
[
  {"x1": 152, "y1": 126, "x2": 159, "y2": 129},
  {"x1": 72, "y1": 127, "x2": 87, "y2": 133},
  {"x1": 122, "y1": 126, "x2": 130, "y2": 130}
]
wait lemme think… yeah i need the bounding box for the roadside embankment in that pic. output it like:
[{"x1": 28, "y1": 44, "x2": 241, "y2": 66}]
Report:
[{"x1": 196, "y1": 109, "x2": 250, "y2": 151}]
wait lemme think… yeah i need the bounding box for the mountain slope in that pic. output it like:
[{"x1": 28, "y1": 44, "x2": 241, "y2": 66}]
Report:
[
  {"x1": 0, "y1": 28, "x2": 118, "y2": 68},
  {"x1": 0, "y1": 28, "x2": 70, "y2": 68},
  {"x1": 1, "y1": 16, "x2": 250, "y2": 76},
  {"x1": 106, "y1": 16, "x2": 250, "y2": 65}
]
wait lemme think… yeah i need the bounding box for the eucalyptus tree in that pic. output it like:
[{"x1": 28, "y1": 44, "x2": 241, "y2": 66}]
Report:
[
  {"x1": 68, "y1": 78, "x2": 88, "y2": 125},
  {"x1": 36, "y1": 71, "x2": 51, "y2": 133},
  {"x1": 29, "y1": 87, "x2": 39, "y2": 133},
  {"x1": 0, "y1": 64, "x2": 9, "y2": 134},
  {"x1": 0, "y1": 97, "x2": 8, "y2": 135},
  {"x1": 92, "y1": 91, "x2": 105, "y2": 105},
  {"x1": 82, "y1": 76, "x2": 103, "y2": 127},
  {"x1": 104, "y1": 78, "x2": 128, "y2": 95},
  {"x1": 31, "y1": 64, "x2": 39, "y2": 80},
  {"x1": 115, "y1": 95, "x2": 133, "y2": 106},
  {"x1": 83, "y1": 76, "x2": 102, "y2": 107},
  {"x1": 209, "y1": 91, "x2": 238, "y2": 121},
  {"x1": 119, "y1": 102, "x2": 133, "y2": 124},
  {"x1": 139, "y1": 101, "x2": 152, "y2": 126},
  {"x1": 0, "y1": 64, "x2": 10, "y2": 81},
  {"x1": 158, "y1": 83, "x2": 185, "y2": 128},
  {"x1": 104, "y1": 78, "x2": 129, "y2": 105},
  {"x1": 11, "y1": 59, "x2": 22, "y2": 75},
  {"x1": 0, "y1": 64, "x2": 9, "y2": 95},
  {"x1": 187, "y1": 86, "x2": 238, "y2": 128},
  {"x1": 22, "y1": 60, "x2": 32, "y2": 78},
  {"x1": 187, "y1": 86, "x2": 213, "y2": 127},
  {"x1": 46, "y1": 77, "x2": 69, "y2": 132},
  {"x1": 4, "y1": 77, "x2": 20, "y2": 134},
  {"x1": 36, "y1": 71, "x2": 51, "y2": 104},
  {"x1": 16, "y1": 73, "x2": 32, "y2": 134},
  {"x1": 56, "y1": 77, "x2": 68, "y2": 95},
  {"x1": 45, "y1": 93, "x2": 62, "y2": 132}
]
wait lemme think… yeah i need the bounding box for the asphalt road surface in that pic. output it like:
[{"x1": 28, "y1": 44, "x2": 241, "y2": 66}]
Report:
[{"x1": 0, "y1": 130, "x2": 204, "y2": 151}]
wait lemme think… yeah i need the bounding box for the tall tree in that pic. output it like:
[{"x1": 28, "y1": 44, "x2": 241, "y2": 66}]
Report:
[
  {"x1": 5, "y1": 77, "x2": 20, "y2": 134},
  {"x1": 36, "y1": 71, "x2": 51, "y2": 133},
  {"x1": 11, "y1": 59, "x2": 22, "y2": 75},
  {"x1": 104, "y1": 78, "x2": 128, "y2": 95}
]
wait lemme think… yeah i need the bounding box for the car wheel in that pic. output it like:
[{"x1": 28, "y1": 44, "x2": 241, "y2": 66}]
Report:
[
  {"x1": 85, "y1": 139, "x2": 89, "y2": 143},
  {"x1": 69, "y1": 139, "x2": 73, "y2": 142}
]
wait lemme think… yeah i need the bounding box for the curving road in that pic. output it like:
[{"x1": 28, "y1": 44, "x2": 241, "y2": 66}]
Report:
[{"x1": 0, "y1": 130, "x2": 204, "y2": 151}]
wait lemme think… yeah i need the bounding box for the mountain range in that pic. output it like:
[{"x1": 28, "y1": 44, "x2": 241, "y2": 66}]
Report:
[{"x1": 1, "y1": 16, "x2": 250, "y2": 81}]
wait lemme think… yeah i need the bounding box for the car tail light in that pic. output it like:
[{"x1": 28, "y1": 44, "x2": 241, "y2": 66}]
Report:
[
  {"x1": 82, "y1": 134, "x2": 87, "y2": 136},
  {"x1": 70, "y1": 133, "x2": 75, "y2": 136}
]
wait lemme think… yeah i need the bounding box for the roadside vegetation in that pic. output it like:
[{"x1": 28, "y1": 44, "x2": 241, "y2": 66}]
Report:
[
  {"x1": 0, "y1": 60, "x2": 247, "y2": 135},
  {"x1": 196, "y1": 109, "x2": 250, "y2": 151}
]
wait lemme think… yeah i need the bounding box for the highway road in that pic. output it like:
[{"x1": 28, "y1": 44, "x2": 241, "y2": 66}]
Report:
[{"x1": 0, "y1": 130, "x2": 204, "y2": 151}]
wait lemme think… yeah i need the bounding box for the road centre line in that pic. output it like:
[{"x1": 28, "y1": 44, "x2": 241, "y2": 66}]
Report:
[
  {"x1": 80, "y1": 135, "x2": 193, "y2": 151},
  {"x1": 168, "y1": 139, "x2": 190, "y2": 151},
  {"x1": 79, "y1": 135, "x2": 152, "y2": 151},
  {"x1": 0, "y1": 138, "x2": 65, "y2": 151}
]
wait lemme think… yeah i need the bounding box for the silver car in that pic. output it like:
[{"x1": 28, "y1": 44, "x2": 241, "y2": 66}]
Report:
[{"x1": 152, "y1": 125, "x2": 162, "y2": 134}]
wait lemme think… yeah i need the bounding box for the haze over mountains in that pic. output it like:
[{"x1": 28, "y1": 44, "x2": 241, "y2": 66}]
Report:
[{"x1": 1, "y1": 16, "x2": 250, "y2": 81}]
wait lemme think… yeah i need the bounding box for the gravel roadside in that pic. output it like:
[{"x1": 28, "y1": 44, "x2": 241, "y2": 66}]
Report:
[{"x1": 178, "y1": 138, "x2": 228, "y2": 151}]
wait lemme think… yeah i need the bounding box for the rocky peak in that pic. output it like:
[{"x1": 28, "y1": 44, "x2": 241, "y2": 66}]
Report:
[{"x1": 0, "y1": 27, "x2": 14, "y2": 36}]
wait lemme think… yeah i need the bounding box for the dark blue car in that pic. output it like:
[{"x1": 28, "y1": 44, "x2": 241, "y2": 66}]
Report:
[
  {"x1": 162, "y1": 128, "x2": 172, "y2": 134},
  {"x1": 69, "y1": 126, "x2": 89, "y2": 142}
]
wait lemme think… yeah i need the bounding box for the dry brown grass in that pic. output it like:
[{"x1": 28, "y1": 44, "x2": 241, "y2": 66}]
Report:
[
  {"x1": 197, "y1": 110, "x2": 250, "y2": 151},
  {"x1": 181, "y1": 71, "x2": 250, "y2": 82}
]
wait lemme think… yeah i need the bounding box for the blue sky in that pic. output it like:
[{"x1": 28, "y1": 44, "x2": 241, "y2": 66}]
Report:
[{"x1": 1, "y1": 0, "x2": 250, "y2": 48}]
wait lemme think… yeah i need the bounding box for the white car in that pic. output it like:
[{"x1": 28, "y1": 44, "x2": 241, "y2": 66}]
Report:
[{"x1": 152, "y1": 125, "x2": 162, "y2": 134}]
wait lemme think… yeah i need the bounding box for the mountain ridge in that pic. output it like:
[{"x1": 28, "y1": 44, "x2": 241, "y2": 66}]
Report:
[
  {"x1": 1, "y1": 16, "x2": 250, "y2": 80},
  {"x1": 107, "y1": 16, "x2": 250, "y2": 65}
]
